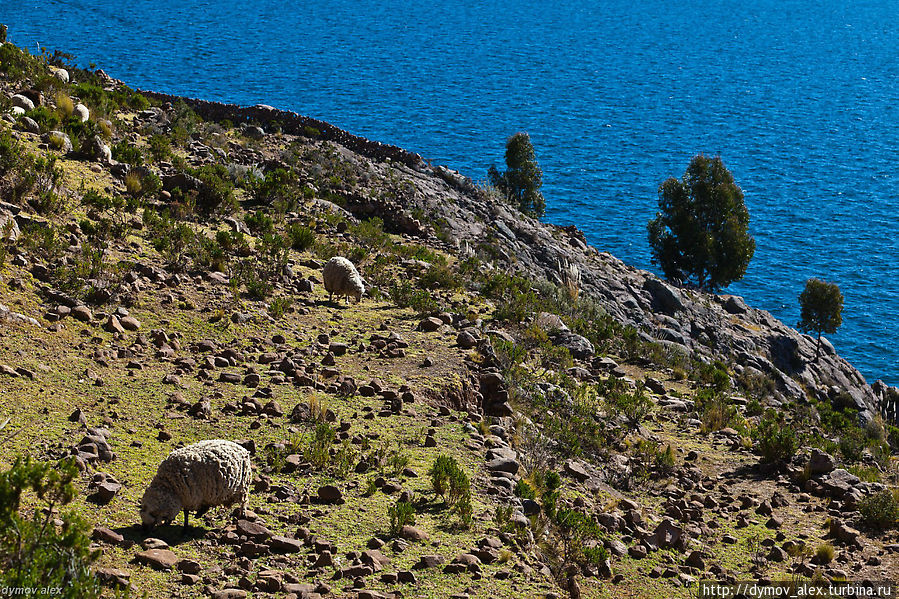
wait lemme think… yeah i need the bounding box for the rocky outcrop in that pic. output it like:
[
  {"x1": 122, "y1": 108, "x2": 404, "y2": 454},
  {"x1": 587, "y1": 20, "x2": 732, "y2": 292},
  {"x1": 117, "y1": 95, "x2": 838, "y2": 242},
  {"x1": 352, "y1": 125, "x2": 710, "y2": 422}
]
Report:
[{"x1": 380, "y1": 165, "x2": 882, "y2": 422}]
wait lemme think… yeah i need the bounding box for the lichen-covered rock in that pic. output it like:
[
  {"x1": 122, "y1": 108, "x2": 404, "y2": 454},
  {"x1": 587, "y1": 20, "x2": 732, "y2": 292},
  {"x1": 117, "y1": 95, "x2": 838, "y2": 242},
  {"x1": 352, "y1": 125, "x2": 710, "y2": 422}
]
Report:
[
  {"x1": 322, "y1": 256, "x2": 364, "y2": 304},
  {"x1": 140, "y1": 440, "x2": 251, "y2": 529}
]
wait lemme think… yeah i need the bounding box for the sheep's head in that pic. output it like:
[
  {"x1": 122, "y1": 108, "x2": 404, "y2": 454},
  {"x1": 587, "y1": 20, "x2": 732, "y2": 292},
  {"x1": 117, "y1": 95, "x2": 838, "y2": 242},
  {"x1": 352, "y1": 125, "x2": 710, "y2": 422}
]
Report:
[
  {"x1": 139, "y1": 486, "x2": 181, "y2": 529},
  {"x1": 352, "y1": 279, "x2": 365, "y2": 303}
]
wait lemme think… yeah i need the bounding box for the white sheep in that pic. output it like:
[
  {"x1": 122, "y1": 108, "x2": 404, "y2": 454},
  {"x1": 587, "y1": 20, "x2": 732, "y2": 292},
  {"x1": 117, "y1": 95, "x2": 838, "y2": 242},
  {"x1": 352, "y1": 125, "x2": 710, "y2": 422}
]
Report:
[
  {"x1": 140, "y1": 439, "x2": 251, "y2": 530},
  {"x1": 322, "y1": 256, "x2": 364, "y2": 304}
]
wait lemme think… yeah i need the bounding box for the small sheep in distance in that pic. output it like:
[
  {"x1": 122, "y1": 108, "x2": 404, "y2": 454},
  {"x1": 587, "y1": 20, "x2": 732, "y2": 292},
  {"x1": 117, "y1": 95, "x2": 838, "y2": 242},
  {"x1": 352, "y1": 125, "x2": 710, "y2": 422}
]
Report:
[
  {"x1": 322, "y1": 256, "x2": 365, "y2": 304},
  {"x1": 140, "y1": 439, "x2": 251, "y2": 531}
]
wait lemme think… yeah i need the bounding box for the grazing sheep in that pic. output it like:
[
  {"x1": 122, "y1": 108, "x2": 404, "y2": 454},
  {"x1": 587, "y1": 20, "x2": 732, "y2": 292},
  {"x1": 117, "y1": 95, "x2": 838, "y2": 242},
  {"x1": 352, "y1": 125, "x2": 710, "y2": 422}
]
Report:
[
  {"x1": 322, "y1": 256, "x2": 364, "y2": 304},
  {"x1": 140, "y1": 439, "x2": 251, "y2": 530}
]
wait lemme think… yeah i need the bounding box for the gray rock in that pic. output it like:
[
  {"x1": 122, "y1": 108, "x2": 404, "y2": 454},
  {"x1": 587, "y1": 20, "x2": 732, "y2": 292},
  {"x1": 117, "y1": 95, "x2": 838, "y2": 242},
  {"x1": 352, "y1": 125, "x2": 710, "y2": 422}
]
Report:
[
  {"x1": 643, "y1": 278, "x2": 684, "y2": 315},
  {"x1": 83, "y1": 135, "x2": 112, "y2": 163},
  {"x1": 43, "y1": 130, "x2": 72, "y2": 153},
  {"x1": 17, "y1": 116, "x2": 39, "y2": 134},
  {"x1": 10, "y1": 94, "x2": 34, "y2": 111},
  {"x1": 808, "y1": 448, "x2": 836, "y2": 475},
  {"x1": 551, "y1": 331, "x2": 594, "y2": 360},
  {"x1": 486, "y1": 456, "x2": 519, "y2": 474}
]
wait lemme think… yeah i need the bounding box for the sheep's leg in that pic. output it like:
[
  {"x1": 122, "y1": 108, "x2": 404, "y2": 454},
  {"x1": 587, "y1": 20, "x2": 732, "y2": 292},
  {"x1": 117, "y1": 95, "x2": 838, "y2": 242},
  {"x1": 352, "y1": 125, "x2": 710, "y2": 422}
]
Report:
[{"x1": 182, "y1": 509, "x2": 190, "y2": 531}]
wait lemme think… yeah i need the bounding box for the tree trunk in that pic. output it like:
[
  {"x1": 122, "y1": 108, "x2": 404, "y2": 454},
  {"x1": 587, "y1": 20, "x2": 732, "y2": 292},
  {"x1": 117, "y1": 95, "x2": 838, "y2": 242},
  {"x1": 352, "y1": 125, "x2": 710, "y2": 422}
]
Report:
[{"x1": 815, "y1": 332, "x2": 822, "y2": 362}]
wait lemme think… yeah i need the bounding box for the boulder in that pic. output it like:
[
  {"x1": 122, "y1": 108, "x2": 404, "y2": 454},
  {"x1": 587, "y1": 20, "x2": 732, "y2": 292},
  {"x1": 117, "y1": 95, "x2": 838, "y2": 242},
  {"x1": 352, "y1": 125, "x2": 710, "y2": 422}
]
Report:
[
  {"x1": 43, "y1": 130, "x2": 72, "y2": 153},
  {"x1": 49, "y1": 67, "x2": 69, "y2": 83},
  {"x1": 550, "y1": 331, "x2": 594, "y2": 360},
  {"x1": 83, "y1": 135, "x2": 112, "y2": 163},
  {"x1": 808, "y1": 448, "x2": 836, "y2": 475},
  {"x1": 10, "y1": 94, "x2": 34, "y2": 111},
  {"x1": 643, "y1": 278, "x2": 684, "y2": 315},
  {"x1": 17, "y1": 116, "x2": 39, "y2": 134},
  {"x1": 134, "y1": 549, "x2": 178, "y2": 570}
]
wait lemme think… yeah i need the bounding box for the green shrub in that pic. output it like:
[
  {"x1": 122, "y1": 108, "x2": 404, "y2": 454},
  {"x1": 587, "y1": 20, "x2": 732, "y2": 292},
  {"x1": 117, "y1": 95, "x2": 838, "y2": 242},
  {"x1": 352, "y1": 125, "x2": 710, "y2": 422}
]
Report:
[
  {"x1": 29, "y1": 105, "x2": 61, "y2": 132},
  {"x1": 754, "y1": 410, "x2": 802, "y2": 464},
  {"x1": 514, "y1": 479, "x2": 536, "y2": 500},
  {"x1": 304, "y1": 422, "x2": 335, "y2": 469},
  {"x1": 815, "y1": 543, "x2": 835, "y2": 564},
  {"x1": 607, "y1": 385, "x2": 652, "y2": 430},
  {"x1": 696, "y1": 390, "x2": 744, "y2": 433},
  {"x1": 148, "y1": 134, "x2": 171, "y2": 162},
  {"x1": 253, "y1": 168, "x2": 301, "y2": 212},
  {"x1": 194, "y1": 236, "x2": 227, "y2": 272},
  {"x1": 143, "y1": 208, "x2": 195, "y2": 270},
  {"x1": 387, "y1": 501, "x2": 416, "y2": 536},
  {"x1": 553, "y1": 508, "x2": 605, "y2": 571},
  {"x1": 244, "y1": 210, "x2": 274, "y2": 235},
  {"x1": 745, "y1": 397, "x2": 764, "y2": 417},
  {"x1": 111, "y1": 141, "x2": 144, "y2": 166},
  {"x1": 352, "y1": 217, "x2": 390, "y2": 249},
  {"x1": 839, "y1": 427, "x2": 866, "y2": 463},
  {"x1": 269, "y1": 296, "x2": 292, "y2": 319},
  {"x1": 287, "y1": 223, "x2": 315, "y2": 250},
  {"x1": 390, "y1": 281, "x2": 439, "y2": 315},
  {"x1": 0, "y1": 456, "x2": 101, "y2": 598},
  {"x1": 858, "y1": 489, "x2": 899, "y2": 530},
  {"x1": 696, "y1": 360, "x2": 731, "y2": 392},
  {"x1": 191, "y1": 164, "x2": 237, "y2": 215},
  {"x1": 419, "y1": 263, "x2": 461, "y2": 289},
  {"x1": 428, "y1": 455, "x2": 470, "y2": 507}
]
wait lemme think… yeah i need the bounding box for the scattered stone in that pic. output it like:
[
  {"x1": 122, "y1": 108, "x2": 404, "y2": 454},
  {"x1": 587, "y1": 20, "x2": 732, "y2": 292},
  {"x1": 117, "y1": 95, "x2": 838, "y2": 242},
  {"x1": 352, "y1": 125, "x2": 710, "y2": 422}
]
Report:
[
  {"x1": 134, "y1": 549, "x2": 179, "y2": 570},
  {"x1": 400, "y1": 525, "x2": 429, "y2": 542},
  {"x1": 92, "y1": 526, "x2": 124, "y2": 545},
  {"x1": 316, "y1": 484, "x2": 343, "y2": 504},
  {"x1": 410, "y1": 556, "x2": 446, "y2": 570}
]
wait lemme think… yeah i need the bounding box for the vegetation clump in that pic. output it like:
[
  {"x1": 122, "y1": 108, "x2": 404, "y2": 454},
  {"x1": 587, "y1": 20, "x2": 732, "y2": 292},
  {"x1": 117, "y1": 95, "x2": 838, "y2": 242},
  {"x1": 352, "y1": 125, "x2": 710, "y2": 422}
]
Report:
[{"x1": 858, "y1": 488, "x2": 899, "y2": 530}]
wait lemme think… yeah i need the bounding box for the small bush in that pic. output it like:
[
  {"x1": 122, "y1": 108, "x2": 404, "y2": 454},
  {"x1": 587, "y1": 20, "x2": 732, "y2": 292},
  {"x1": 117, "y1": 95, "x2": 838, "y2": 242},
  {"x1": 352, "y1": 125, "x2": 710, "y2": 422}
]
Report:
[
  {"x1": 245, "y1": 210, "x2": 275, "y2": 235},
  {"x1": 287, "y1": 223, "x2": 315, "y2": 251},
  {"x1": 839, "y1": 427, "x2": 866, "y2": 463},
  {"x1": 514, "y1": 479, "x2": 536, "y2": 500},
  {"x1": 304, "y1": 422, "x2": 335, "y2": 470},
  {"x1": 858, "y1": 489, "x2": 899, "y2": 530},
  {"x1": 815, "y1": 543, "x2": 835, "y2": 564},
  {"x1": 419, "y1": 263, "x2": 461, "y2": 290},
  {"x1": 754, "y1": 410, "x2": 802, "y2": 464},
  {"x1": 148, "y1": 134, "x2": 171, "y2": 162},
  {"x1": 269, "y1": 296, "x2": 292, "y2": 319},
  {"x1": 607, "y1": 385, "x2": 652, "y2": 430},
  {"x1": 111, "y1": 141, "x2": 144, "y2": 166},
  {"x1": 54, "y1": 92, "x2": 74, "y2": 117},
  {"x1": 390, "y1": 281, "x2": 439, "y2": 315},
  {"x1": 387, "y1": 501, "x2": 416, "y2": 536},
  {"x1": 428, "y1": 454, "x2": 470, "y2": 508},
  {"x1": 124, "y1": 171, "x2": 143, "y2": 195},
  {"x1": 191, "y1": 164, "x2": 237, "y2": 215}
]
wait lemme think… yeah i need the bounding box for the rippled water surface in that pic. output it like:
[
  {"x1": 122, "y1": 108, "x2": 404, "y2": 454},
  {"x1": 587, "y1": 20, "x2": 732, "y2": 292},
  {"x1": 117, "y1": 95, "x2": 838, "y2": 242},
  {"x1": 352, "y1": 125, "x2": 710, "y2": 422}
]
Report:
[{"x1": 3, "y1": 0, "x2": 898, "y2": 383}]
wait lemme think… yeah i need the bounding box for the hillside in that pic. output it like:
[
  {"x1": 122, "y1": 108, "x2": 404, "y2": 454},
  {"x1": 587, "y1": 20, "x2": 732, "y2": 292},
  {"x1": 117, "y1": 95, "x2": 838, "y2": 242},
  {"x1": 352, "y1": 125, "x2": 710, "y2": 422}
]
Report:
[{"x1": 1, "y1": 37, "x2": 898, "y2": 599}]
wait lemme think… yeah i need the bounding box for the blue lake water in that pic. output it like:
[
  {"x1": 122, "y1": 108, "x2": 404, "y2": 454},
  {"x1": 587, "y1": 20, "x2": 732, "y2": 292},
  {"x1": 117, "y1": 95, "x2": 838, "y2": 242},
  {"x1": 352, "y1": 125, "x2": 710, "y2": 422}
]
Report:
[{"x1": 3, "y1": 0, "x2": 898, "y2": 385}]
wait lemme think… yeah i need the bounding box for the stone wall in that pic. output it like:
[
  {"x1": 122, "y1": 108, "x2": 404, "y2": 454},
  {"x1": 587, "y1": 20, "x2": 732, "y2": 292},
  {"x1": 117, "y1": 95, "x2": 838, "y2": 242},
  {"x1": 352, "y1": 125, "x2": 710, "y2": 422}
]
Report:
[{"x1": 138, "y1": 90, "x2": 423, "y2": 168}]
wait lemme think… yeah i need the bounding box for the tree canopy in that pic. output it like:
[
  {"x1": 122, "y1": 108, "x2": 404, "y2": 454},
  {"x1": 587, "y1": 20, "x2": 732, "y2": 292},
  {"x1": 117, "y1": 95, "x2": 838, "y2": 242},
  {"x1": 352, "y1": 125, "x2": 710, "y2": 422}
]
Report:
[
  {"x1": 647, "y1": 155, "x2": 755, "y2": 290},
  {"x1": 798, "y1": 278, "x2": 843, "y2": 361},
  {"x1": 488, "y1": 132, "x2": 545, "y2": 218}
]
